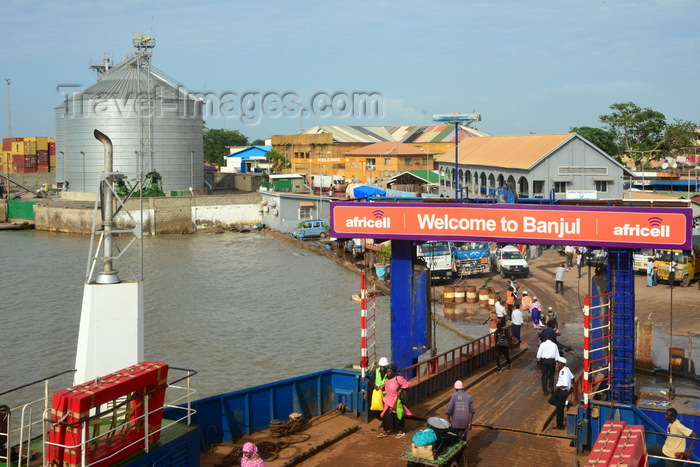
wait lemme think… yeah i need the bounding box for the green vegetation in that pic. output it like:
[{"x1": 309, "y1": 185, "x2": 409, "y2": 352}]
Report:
[
  {"x1": 265, "y1": 149, "x2": 291, "y2": 173},
  {"x1": 203, "y1": 128, "x2": 249, "y2": 165},
  {"x1": 573, "y1": 102, "x2": 698, "y2": 169}
]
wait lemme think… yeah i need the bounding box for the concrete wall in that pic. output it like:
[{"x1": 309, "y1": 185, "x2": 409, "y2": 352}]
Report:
[
  {"x1": 0, "y1": 200, "x2": 6, "y2": 221},
  {"x1": 4, "y1": 173, "x2": 55, "y2": 192},
  {"x1": 34, "y1": 193, "x2": 263, "y2": 235}
]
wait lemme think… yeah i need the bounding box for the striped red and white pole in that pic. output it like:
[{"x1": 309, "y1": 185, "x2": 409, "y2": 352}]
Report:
[
  {"x1": 583, "y1": 293, "x2": 591, "y2": 408},
  {"x1": 360, "y1": 273, "x2": 368, "y2": 380}
]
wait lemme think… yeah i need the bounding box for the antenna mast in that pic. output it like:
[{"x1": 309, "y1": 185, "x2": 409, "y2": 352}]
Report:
[{"x1": 4, "y1": 78, "x2": 10, "y2": 138}]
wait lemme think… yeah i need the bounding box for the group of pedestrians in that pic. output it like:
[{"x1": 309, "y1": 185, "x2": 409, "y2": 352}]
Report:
[{"x1": 646, "y1": 257, "x2": 660, "y2": 287}]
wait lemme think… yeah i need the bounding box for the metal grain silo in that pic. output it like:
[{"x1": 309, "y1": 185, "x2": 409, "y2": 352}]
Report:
[{"x1": 55, "y1": 33, "x2": 204, "y2": 192}]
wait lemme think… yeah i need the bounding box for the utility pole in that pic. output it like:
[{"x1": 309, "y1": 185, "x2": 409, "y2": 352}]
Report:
[{"x1": 4, "y1": 78, "x2": 11, "y2": 138}]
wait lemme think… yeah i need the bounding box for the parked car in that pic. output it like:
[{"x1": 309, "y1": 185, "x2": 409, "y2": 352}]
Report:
[
  {"x1": 491, "y1": 245, "x2": 530, "y2": 278},
  {"x1": 585, "y1": 248, "x2": 608, "y2": 267},
  {"x1": 291, "y1": 219, "x2": 328, "y2": 239}
]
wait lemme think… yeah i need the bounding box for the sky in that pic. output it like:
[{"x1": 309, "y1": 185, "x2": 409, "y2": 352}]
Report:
[{"x1": 1, "y1": 0, "x2": 699, "y2": 143}]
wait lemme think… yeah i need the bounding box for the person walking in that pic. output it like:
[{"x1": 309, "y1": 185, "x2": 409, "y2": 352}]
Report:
[
  {"x1": 554, "y1": 263, "x2": 569, "y2": 294},
  {"x1": 369, "y1": 357, "x2": 390, "y2": 420},
  {"x1": 576, "y1": 248, "x2": 583, "y2": 278},
  {"x1": 652, "y1": 257, "x2": 659, "y2": 286},
  {"x1": 511, "y1": 305, "x2": 523, "y2": 343},
  {"x1": 669, "y1": 259, "x2": 677, "y2": 288},
  {"x1": 564, "y1": 245, "x2": 574, "y2": 268},
  {"x1": 445, "y1": 380, "x2": 476, "y2": 441},
  {"x1": 505, "y1": 286, "x2": 516, "y2": 317},
  {"x1": 494, "y1": 322, "x2": 511, "y2": 373},
  {"x1": 647, "y1": 408, "x2": 697, "y2": 466},
  {"x1": 549, "y1": 356, "x2": 574, "y2": 430},
  {"x1": 495, "y1": 296, "x2": 507, "y2": 328},
  {"x1": 530, "y1": 296, "x2": 542, "y2": 330},
  {"x1": 520, "y1": 291, "x2": 532, "y2": 322},
  {"x1": 646, "y1": 257, "x2": 654, "y2": 287},
  {"x1": 537, "y1": 334, "x2": 558, "y2": 396},
  {"x1": 378, "y1": 364, "x2": 411, "y2": 438}
]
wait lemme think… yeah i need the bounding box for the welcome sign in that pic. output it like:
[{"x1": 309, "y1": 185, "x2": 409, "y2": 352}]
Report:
[{"x1": 330, "y1": 202, "x2": 692, "y2": 250}]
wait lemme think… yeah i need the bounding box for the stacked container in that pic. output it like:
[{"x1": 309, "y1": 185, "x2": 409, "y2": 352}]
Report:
[{"x1": 2, "y1": 136, "x2": 56, "y2": 173}]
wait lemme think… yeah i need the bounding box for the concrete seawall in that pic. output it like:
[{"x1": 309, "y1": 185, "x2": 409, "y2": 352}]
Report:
[{"x1": 33, "y1": 192, "x2": 263, "y2": 234}]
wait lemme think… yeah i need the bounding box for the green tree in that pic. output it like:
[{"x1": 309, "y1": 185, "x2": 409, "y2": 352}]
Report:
[
  {"x1": 570, "y1": 126, "x2": 619, "y2": 159},
  {"x1": 251, "y1": 138, "x2": 266, "y2": 146},
  {"x1": 599, "y1": 102, "x2": 666, "y2": 169},
  {"x1": 265, "y1": 149, "x2": 291, "y2": 173},
  {"x1": 203, "y1": 128, "x2": 249, "y2": 165},
  {"x1": 663, "y1": 118, "x2": 698, "y2": 155}
]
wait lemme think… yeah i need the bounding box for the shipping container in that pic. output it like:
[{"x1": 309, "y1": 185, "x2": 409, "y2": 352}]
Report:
[
  {"x1": 35, "y1": 137, "x2": 49, "y2": 152},
  {"x1": 48, "y1": 141, "x2": 56, "y2": 155},
  {"x1": 12, "y1": 141, "x2": 25, "y2": 155},
  {"x1": 49, "y1": 153, "x2": 56, "y2": 171},
  {"x1": 3, "y1": 151, "x2": 11, "y2": 164},
  {"x1": 24, "y1": 140, "x2": 37, "y2": 155},
  {"x1": 3, "y1": 137, "x2": 22, "y2": 152},
  {"x1": 24, "y1": 155, "x2": 37, "y2": 168},
  {"x1": 37, "y1": 163, "x2": 49, "y2": 173},
  {"x1": 12, "y1": 154, "x2": 25, "y2": 168},
  {"x1": 37, "y1": 151, "x2": 49, "y2": 165}
]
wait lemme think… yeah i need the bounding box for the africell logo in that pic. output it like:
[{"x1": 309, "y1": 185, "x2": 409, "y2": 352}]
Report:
[
  {"x1": 344, "y1": 210, "x2": 392, "y2": 229},
  {"x1": 612, "y1": 216, "x2": 670, "y2": 237}
]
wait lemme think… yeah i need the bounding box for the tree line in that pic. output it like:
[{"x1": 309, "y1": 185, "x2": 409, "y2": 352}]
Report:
[{"x1": 572, "y1": 102, "x2": 697, "y2": 170}]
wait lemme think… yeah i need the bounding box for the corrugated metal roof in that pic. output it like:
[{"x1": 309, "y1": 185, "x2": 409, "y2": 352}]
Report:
[
  {"x1": 343, "y1": 141, "x2": 433, "y2": 156},
  {"x1": 302, "y1": 125, "x2": 486, "y2": 144},
  {"x1": 436, "y1": 133, "x2": 575, "y2": 170},
  {"x1": 75, "y1": 55, "x2": 199, "y2": 101}
]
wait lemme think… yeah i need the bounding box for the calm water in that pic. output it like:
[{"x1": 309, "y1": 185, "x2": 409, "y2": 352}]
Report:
[{"x1": 1, "y1": 230, "x2": 464, "y2": 405}]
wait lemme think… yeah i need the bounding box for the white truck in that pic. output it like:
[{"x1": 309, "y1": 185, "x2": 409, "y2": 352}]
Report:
[
  {"x1": 491, "y1": 245, "x2": 530, "y2": 278},
  {"x1": 416, "y1": 241, "x2": 454, "y2": 281}
]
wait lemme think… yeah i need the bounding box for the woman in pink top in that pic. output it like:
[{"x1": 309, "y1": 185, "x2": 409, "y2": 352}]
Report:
[
  {"x1": 241, "y1": 442, "x2": 266, "y2": 467},
  {"x1": 378, "y1": 364, "x2": 412, "y2": 439}
]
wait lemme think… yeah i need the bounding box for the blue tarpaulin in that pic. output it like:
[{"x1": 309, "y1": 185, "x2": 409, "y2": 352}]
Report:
[{"x1": 351, "y1": 185, "x2": 386, "y2": 198}]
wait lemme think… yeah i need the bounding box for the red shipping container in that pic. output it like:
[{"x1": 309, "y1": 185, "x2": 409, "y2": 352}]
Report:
[
  {"x1": 24, "y1": 155, "x2": 36, "y2": 168},
  {"x1": 37, "y1": 164, "x2": 49, "y2": 173},
  {"x1": 12, "y1": 154, "x2": 25, "y2": 168},
  {"x1": 3, "y1": 137, "x2": 22, "y2": 152},
  {"x1": 37, "y1": 152, "x2": 49, "y2": 165},
  {"x1": 48, "y1": 142, "x2": 56, "y2": 155}
]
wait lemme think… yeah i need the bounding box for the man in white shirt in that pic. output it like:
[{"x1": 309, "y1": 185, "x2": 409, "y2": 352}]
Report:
[
  {"x1": 511, "y1": 306, "x2": 523, "y2": 343},
  {"x1": 549, "y1": 356, "x2": 574, "y2": 430},
  {"x1": 494, "y1": 297, "x2": 507, "y2": 327},
  {"x1": 536, "y1": 335, "x2": 559, "y2": 396}
]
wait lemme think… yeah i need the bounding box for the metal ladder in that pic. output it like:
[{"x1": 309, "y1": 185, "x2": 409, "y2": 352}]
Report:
[{"x1": 360, "y1": 272, "x2": 379, "y2": 380}]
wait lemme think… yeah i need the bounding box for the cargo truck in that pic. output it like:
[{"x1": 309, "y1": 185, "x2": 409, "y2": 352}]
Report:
[
  {"x1": 416, "y1": 241, "x2": 454, "y2": 281},
  {"x1": 656, "y1": 237, "x2": 700, "y2": 286},
  {"x1": 453, "y1": 242, "x2": 491, "y2": 277}
]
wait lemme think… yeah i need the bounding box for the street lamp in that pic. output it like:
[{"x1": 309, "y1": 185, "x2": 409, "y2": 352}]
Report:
[
  {"x1": 433, "y1": 113, "x2": 481, "y2": 200},
  {"x1": 59, "y1": 151, "x2": 65, "y2": 184},
  {"x1": 80, "y1": 151, "x2": 85, "y2": 191}
]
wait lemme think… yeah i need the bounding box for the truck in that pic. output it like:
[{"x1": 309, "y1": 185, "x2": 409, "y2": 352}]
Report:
[
  {"x1": 291, "y1": 219, "x2": 328, "y2": 239},
  {"x1": 632, "y1": 248, "x2": 656, "y2": 274},
  {"x1": 491, "y1": 244, "x2": 530, "y2": 278},
  {"x1": 416, "y1": 241, "x2": 454, "y2": 281},
  {"x1": 656, "y1": 242, "x2": 700, "y2": 287},
  {"x1": 452, "y1": 242, "x2": 491, "y2": 277}
]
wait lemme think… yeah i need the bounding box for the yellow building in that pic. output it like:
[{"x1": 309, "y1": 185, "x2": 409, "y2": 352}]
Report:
[
  {"x1": 342, "y1": 142, "x2": 435, "y2": 183},
  {"x1": 270, "y1": 125, "x2": 486, "y2": 185}
]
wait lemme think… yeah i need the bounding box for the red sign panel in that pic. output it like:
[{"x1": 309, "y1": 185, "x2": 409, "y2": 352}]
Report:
[{"x1": 330, "y1": 202, "x2": 692, "y2": 250}]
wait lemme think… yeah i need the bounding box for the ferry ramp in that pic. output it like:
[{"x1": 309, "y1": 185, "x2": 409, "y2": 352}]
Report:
[{"x1": 216, "y1": 326, "x2": 585, "y2": 467}]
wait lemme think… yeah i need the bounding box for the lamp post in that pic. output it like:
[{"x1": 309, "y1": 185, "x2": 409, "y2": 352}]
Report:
[
  {"x1": 433, "y1": 113, "x2": 481, "y2": 200},
  {"x1": 80, "y1": 151, "x2": 85, "y2": 191},
  {"x1": 59, "y1": 151, "x2": 65, "y2": 183}
]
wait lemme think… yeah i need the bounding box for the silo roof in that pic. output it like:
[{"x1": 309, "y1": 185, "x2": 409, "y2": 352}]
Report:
[{"x1": 71, "y1": 54, "x2": 200, "y2": 102}]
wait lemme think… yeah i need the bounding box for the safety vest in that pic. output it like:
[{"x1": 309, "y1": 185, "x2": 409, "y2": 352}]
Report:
[
  {"x1": 375, "y1": 368, "x2": 388, "y2": 387},
  {"x1": 506, "y1": 290, "x2": 515, "y2": 306},
  {"x1": 520, "y1": 296, "x2": 531, "y2": 310},
  {"x1": 653, "y1": 260, "x2": 658, "y2": 272}
]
